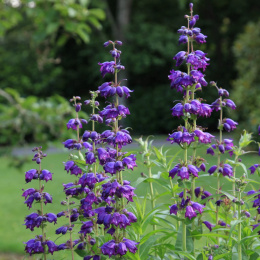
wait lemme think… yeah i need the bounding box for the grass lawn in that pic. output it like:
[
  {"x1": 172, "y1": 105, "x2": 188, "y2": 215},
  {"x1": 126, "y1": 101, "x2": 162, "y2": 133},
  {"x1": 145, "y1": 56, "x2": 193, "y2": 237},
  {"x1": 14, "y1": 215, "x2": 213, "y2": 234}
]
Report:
[{"x1": 0, "y1": 140, "x2": 259, "y2": 259}]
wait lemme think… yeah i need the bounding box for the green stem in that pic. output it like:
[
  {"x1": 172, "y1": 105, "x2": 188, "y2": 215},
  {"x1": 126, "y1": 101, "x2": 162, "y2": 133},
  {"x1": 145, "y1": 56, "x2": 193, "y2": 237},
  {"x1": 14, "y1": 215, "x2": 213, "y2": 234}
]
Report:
[
  {"x1": 147, "y1": 156, "x2": 156, "y2": 233},
  {"x1": 67, "y1": 197, "x2": 74, "y2": 260},
  {"x1": 232, "y1": 154, "x2": 239, "y2": 215},
  {"x1": 183, "y1": 188, "x2": 187, "y2": 252},
  {"x1": 238, "y1": 191, "x2": 242, "y2": 260},
  {"x1": 39, "y1": 163, "x2": 46, "y2": 260},
  {"x1": 216, "y1": 99, "x2": 223, "y2": 245}
]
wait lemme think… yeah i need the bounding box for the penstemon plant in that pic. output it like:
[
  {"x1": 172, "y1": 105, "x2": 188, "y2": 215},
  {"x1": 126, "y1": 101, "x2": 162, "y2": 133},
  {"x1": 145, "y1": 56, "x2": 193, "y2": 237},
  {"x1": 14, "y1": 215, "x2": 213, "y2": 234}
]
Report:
[{"x1": 21, "y1": 4, "x2": 260, "y2": 260}]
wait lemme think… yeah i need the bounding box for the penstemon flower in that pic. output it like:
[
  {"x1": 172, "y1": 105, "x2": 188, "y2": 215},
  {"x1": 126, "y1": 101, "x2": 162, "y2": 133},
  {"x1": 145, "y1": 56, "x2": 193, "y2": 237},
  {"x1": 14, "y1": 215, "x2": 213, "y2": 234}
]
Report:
[{"x1": 23, "y1": 147, "x2": 58, "y2": 259}]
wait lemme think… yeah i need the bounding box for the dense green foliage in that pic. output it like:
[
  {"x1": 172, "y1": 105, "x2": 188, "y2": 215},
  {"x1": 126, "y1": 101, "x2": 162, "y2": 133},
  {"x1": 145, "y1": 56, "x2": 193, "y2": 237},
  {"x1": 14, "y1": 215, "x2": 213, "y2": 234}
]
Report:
[
  {"x1": 0, "y1": 88, "x2": 87, "y2": 145},
  {"x1": 231, "y1": 19, "x2": 260, "y2": 135}
]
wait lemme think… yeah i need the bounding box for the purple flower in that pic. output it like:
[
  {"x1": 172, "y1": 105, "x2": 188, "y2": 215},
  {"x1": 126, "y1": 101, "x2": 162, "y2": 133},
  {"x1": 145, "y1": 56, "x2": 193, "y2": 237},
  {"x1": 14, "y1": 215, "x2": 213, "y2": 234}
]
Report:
[
  {"x1": 46, "y1": 213, "x2": 57, "y2": 224},
  {"x1": 195, "y1": 33, "x2": 207, "y2": 44},
  {"x1": 64, "y1": 160, "x2": 82, "y2": 176},
  {"x1": 24, "y1": 213, "x2": 40, "y2": 231},
  {"x1": 39, "y1": 169, "x2": 53, "y2": 182},
  {"x1": 90, "y1": 114, "x2": 103, "y2": 123},
  {"x1": 187, "y1": 51, "x2": 210, "y2": 71},
  {"x1": 122, "y1": 154, "x2": 137, "y2": 170},
  {"x1": 56, "y1": 226, "x2": 68, "y2": 235},
  {"x1": 246, "y1": 190, "x2": 257, "y2": 196},
  {"x1": 123, "y1": 238, "x2": 139, "y2": 254},
  {"x1": 85, "y1": 152, "x2": 96, "y2": 165},
  {"x1": 24, "y1": 236, "x2": 44, "y2": 255},
  {"x1": 194, "y1": 130, "x2": 214, "y2": 144},
  {"x1": 188, "y1": 164, "x2": 199, "y2": 177},
  {"x1": 22, "y1": 188, "x2": 36, "y2": 199},
  {"x1": 171, "y1": 103, "x2": 184, "y2": 117},
  {"x1": 100, "y1": 240, "x2": 116, "y2": 257},
  {"x1": 179, "y1": 35, "x2": 188, "y2": 44},
  {"x1": 78, "y1": 173, "x2": 97, "y2": 189},
  {"x1": 25, "y1": 169, "x2": 38, "y2": 183},
  {"x1": 170, "y1": 204, "x2": 178, "y2": 215},
  {"x1": 43, "y1": 192, "x2": 52, "y2": 205},
  {"x1": 249, "y1": 164, "x2": 260, "y2": 174},
  {"x1": 178, "y1": 166, "x2": 190, "y2": 180},
  {"x1": 225, "y1": 99, "x2": 236, "y2": 109},
  {"x1": 207, "y1": 147, "x2": 215, "y2": 156},
  {"x1": 185, "y1": 206, "x2": 197, "y2": 220},
  {"x1": 200, "y1": 163, "x2": 206, "y2": 172},
  {"x1": 208, "y1": 165, "x2": 217, "y2": 175},
  {"x1": 173, "y1": 51, "x2": 186, "y2": 66},
  {"x1": 223, "y1": 118, "x2": 238, "y2": 132},
  {"x1": 203, "y1": 221, "x2": 215, "y2": 232},
  {"x1": 218, "y1": 220, "x2": 230, "y2": 227},
  {"x1": 191, "y1": 202, "x2": 205, "y2": 214},
  {"x1": 98, "y1": 61, "x2": 116, "y2": 77},
  {"x1": 66, "y1": 118, "x2": 82, "y2": 130},
  {"x1": 46, "y1": 240, "x2": 58, "y2": 255},
  {"x1": 79, "y1": 221, "x2": 93, "y2": 236},
  {"x1": 195, "y1": 187, "x2": 201, "y2": 197}
]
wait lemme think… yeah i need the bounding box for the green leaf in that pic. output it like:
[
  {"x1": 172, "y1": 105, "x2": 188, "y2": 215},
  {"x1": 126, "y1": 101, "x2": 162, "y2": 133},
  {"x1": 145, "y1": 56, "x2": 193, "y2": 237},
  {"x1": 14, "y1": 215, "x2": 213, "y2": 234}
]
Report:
[
  {"x1": 75, "y1": 249, "x2": 88, "y2": 257},
  {"x1": 139, "y1": 235, "x2": 160, "y2": 259}
]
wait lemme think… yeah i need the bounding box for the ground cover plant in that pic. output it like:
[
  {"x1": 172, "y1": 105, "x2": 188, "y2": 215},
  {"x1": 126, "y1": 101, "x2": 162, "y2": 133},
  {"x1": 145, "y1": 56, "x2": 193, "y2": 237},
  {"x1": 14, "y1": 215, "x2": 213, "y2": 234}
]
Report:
[{"x1": 16, "y1": 2, "x2": 260, "y2": 260}]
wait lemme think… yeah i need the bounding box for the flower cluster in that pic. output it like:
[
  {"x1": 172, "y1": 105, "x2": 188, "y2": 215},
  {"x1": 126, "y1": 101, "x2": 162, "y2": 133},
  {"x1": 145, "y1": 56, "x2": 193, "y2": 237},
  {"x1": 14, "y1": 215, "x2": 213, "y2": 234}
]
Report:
[{"x1": 23, "y1": 147, "x2": 58, "y2": 257}]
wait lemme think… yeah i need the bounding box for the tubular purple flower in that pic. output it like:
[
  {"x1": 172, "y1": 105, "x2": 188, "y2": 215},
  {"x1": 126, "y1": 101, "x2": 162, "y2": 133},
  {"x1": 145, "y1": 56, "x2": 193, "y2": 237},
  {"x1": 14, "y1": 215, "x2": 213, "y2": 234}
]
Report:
[
  {"x1": 25, "y1": 169, "x2": 38, "y2": 183},
  {"x1": 195, "y1": 33, "x2": 207, "y2": 44},
  {"x1": 39, "y1": 169, "x2": 53, "y2": 182},
  {"x1": 46, "y1": 240, "x2": 58, "y2": 255},
  {"x1": 170, "y1": 204, "x2": 178, "y2": 215},
  {"x1": 225, "y1": 99, "x2": 236, "y2": 109},
  {"x1": 203, "y1": 221, "x2": 215, "y2": 231},
  {"x1": 178, "y1": 166, "x2": 190, "y2": 180},
  {"x1": 171, "y1": 103, "x2": 184, "y2": 117},
  {"x1": 208, "y1": 165, "x2": 217, "y2": 175},
  {"x1": 185, "y1": 205, "x2": 197, "y2": 220},
  {"x1": 173, "y1": 51, "x2": 187, "y2": 66},
  {"x1": 179, "y1": 35, "x2": 188, "y2": 44},
  {"x1": 191, "y1": 202, "x2": 205, "y2": 214}
]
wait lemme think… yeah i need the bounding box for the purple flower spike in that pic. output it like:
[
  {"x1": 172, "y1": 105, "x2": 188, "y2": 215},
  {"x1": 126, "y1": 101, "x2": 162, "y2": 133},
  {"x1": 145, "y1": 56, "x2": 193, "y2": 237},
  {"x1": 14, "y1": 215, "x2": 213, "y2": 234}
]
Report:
[
  {"x1": 185, "y1": 206, "x2": 197, "y2": 220},
  {"x1": 203, "y1": 221, "x2": 215, "y2": 232}
]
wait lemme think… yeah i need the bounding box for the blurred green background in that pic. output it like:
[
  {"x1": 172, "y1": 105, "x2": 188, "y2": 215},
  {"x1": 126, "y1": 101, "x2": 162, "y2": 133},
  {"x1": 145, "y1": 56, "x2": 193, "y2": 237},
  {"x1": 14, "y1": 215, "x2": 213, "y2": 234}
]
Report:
[{"x1": 0, "y1": 0, "x2": 260, "y2": 259}]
